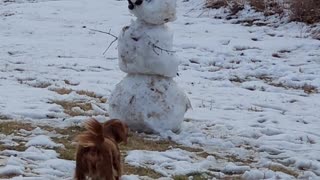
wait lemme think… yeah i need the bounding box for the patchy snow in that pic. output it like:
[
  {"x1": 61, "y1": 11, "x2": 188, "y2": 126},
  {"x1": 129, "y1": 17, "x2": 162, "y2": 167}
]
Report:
[
  {"x1": 0, "y1": 147, "x2": 74, "y2": 179},
  {"x1": 126, "y1": 148, "x2": 216, "y2": 177},
  {"x1": 25, "y1": 135, "x2": 62, "y2": 148},
  {"x1": 122, "y1": 175, "x2": 171, "y2": 180},
  {"x1": 222, "y1": 163, "x2": 250, "y2": 174},
  {"x1": 0, "y1": 0, "x2": 319, "y2": 179},
  {"x1": 0, "y1": 165, "x2": 24, "y2": 177}
]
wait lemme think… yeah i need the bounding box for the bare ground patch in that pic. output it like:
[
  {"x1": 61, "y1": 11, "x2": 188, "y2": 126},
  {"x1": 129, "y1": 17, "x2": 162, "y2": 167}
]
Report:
[
  {"x1": 0, "y1": 120, "x2": 303, "y2": 179},
  {"x1": 51, "y1": 100, "x2": 94, "y2": 117},
  {"x1": 0, "y1": 121, "x2": 208, "y2": 178},
  {"x1": 229, "y1": 75, "x2": 318, "y2": 94},
  {"x1": 50, "y1": 87, "x2": 107, "y2": 102}
]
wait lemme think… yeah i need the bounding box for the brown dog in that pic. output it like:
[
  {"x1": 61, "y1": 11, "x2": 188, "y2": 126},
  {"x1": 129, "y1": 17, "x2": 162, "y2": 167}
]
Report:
[{"x1": 75, "y1": 119, "x2": 128, "y2": 180}]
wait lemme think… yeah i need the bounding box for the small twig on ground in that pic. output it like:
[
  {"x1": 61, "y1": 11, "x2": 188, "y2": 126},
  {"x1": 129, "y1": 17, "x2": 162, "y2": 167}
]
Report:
[{"x1": 88, "y1": 28, "x2": 118, "y2": 55}]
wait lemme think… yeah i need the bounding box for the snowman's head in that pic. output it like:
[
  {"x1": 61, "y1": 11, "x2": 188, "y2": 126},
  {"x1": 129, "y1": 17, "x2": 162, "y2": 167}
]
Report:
[{"x1": 128, "y1": 0, "x2": 177, "y2": 25}]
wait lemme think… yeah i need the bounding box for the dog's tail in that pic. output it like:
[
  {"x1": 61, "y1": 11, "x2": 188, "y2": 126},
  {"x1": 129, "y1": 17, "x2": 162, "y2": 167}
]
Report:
[{"x1": 76, "y1": 118, "x2": 104, "y2": 147}]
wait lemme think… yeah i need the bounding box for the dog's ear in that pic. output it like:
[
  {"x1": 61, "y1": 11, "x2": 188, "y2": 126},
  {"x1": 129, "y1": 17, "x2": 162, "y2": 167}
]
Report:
[{"x1": 103, "y1": 120, "x2": 128, "y2": 144}]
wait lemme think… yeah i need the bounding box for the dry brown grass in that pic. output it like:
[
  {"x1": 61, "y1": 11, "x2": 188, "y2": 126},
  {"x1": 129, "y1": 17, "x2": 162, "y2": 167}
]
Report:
[
  {"x1": 311, "y1": 27, "x2": 320, "y2": 40},
  {"x1": 268, "y1": 163, "x2": 299, "y2": 177},
  {"x1": 206, "y1": 0, "x2": 245, "y2": 15},
  {"x1": 51, "y1": 126, "x2": 85, "y2": 160},
  {"x1": 51, "y1": 87, "x2": 73, "y2": 95},
  {"x1": 248, "y1": 0, "x2": 264, "y2": 11},
  {"x1": 206, "y1": 0, "x2": 320, "y2": 25},
  {"x1": 0, "y1": 121, "x2": 34, "y2": 152},
  {"x1": 124, "y1": 165, "x2": 162, "y2": 178},
  {"x1": 54, "y1": 130, "x2": 205, "y2": 178},
  {"x1": 0, "y1": 121, "x2": 272, "y2": 179},
  {"x1": 50, "y1": 88, "x2": 107, "y2": 103},
  {"x1": 52, "y1": 100, "x2": 93, "y2": 117},
  {"x1": 249, "y1": 0, "x2": 284, "y2": 16},
  {"x1": 290, "y1": 0, "x2": 320, "y2": 24},
  {"x1": 121, "y1": 132, "x2": 202, "y2": 152},
  {"x1": 75, "y1": 90, "x2": 107, "y2": 103},
  {"x1": 0, "y1": 121, "x2": 34, "y2": 136},
  {"x1": 206, "y1": 0, "x2": 228, "y2": 9},
  {"x1": 173, "y1": 173, "x2": 210, "y2": 180},
  {"x1": 269, "y1": 82, "x2": 318, "y2": 94},
  {"x1": 231, "y1": 74, "x2": 319, "y2": 94},
  {"x1": 206, "y1": 0, "x2": 284, "y2": 16},
  {"x1": 0, "y1": 121, "x2": 206, "y2": 178}
]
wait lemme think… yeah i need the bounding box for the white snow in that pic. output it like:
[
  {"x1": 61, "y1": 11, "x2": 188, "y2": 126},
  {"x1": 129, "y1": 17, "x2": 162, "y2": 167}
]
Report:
[
  {"x1": 109, "y1": 74, "x2": 191, "y2": 133},
  {"x1": 222, "y1": 163, "x2": 251, "y2": 174},
  {"x1": 125, "y1": 148, "x2": 216, "y2": 177},
  {"x1": 0, "y1": 0, "x2": 319, "y2": 179},
  {"x1": 0, "y1": 147, "x2": 74, "y2": 179},
  {"x1": 0, "y1": 165, "x2": 24, "y2": 177},
  {"x1": 242, "y1": 169, "x2": 273, "y2": 180},
  {"x1": 25, "y1": 135, "x2": 62, "y2": 148}
]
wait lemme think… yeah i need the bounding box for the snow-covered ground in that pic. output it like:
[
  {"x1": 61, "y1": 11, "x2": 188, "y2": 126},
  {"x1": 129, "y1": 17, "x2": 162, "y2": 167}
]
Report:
[{"x1": 0, "y1": 0, "x2": 320, "y2": 179}]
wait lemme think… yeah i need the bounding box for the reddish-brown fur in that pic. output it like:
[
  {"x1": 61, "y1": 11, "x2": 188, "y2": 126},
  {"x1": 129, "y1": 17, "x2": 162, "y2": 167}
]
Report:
[{"x1": 75, "y1": 119, "x2": 128, "y2": 180}]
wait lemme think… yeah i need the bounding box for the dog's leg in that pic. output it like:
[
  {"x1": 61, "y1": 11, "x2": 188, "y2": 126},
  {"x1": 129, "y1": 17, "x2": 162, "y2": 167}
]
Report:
[
  {"x1": 112, "y1": 152, "x2": 122, "y2": 178},
  {"x1": 75, "y1": 147, "x2": 87, "y2": 180}
]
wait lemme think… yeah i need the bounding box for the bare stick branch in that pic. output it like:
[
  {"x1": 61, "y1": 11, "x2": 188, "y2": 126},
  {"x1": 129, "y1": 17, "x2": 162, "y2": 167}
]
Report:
[
  {"x1": 89, "y1": 28, "x2": 118, "y2": 39},
  {"x1": 150, "y1": 42, "x2": 175, "y2": 55},
  {"x1": 103, "y1": 38, "x2": 118, "y2": 55},
  {"x1": 145, "y1": 35, "x2": 175, "y2": 56},
  {"x1": 89, "y1": 28, "x2": 118, "y2": 54}
]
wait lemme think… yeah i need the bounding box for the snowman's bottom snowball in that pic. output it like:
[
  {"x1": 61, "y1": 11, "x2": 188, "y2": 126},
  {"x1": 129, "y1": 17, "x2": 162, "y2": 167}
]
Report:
[{"x1": 108, "y1": 74, "x2": 190, "y2": 134}]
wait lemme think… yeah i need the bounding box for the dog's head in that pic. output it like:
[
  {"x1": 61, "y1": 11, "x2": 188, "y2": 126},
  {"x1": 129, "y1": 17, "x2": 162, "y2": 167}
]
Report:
[{"x1": 103, "y1": 119, "x2": 129, "y2": 144}]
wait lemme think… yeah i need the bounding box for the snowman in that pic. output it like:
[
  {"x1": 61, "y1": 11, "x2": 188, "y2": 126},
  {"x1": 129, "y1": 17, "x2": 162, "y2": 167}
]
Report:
[{"x1": 109, "y1": 0, "x2": 191, "y2": 134}]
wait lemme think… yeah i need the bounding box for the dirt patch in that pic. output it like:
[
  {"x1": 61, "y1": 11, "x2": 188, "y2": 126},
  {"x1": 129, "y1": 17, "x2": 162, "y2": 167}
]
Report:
[
  {"x1": 205, "y1": 0, "x2": 245, "y2": 16},
  {"x1": 269, "y1": 163, "x2": 299, "y2": 177},
  {"x1": 0, "y1": 121, "x2": 34, "y2": 136},
  {"x1": 269, "y1": 82, "x2": 318, "y2": 94},
  {"x1": 0, "y1": 121, "x2": 34, "y2": 152},
  {"x1": 50, "y1": 88, "x2": 107, "y2": 103},
  {"x1": 0, "y1": 121, "x2": 205, "y2": 178},
  {"x1": 50, "y1": 87, "x2": 73, "y2": 95},
  {"x1": 173, "y1": 173, "x2": 212, "y2": 180},
  {"x1": 124, "y1": 165, "x2": 162, "y2": 179},
  {"x1": 51, "y1": 100, "x2": 93, "y2": 117}
]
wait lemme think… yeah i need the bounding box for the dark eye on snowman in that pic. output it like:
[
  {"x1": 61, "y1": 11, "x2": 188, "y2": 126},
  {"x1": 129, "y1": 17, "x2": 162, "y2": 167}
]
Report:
[
  {"x1": 128, "y1": 0, "x2": 143, "y2": 10},
  {"x1": 135, "y1": 0, "x2": 143, "y2": 5}
]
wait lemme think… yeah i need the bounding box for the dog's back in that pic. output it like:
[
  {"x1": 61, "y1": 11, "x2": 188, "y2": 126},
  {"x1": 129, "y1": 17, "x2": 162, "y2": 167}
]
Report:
[
  {"x1": 75, "y1": 145, "x2": 113, "y2": 180},
  {"x1": 75, "y1": 119, "x2": 119, "y2": 180}
]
